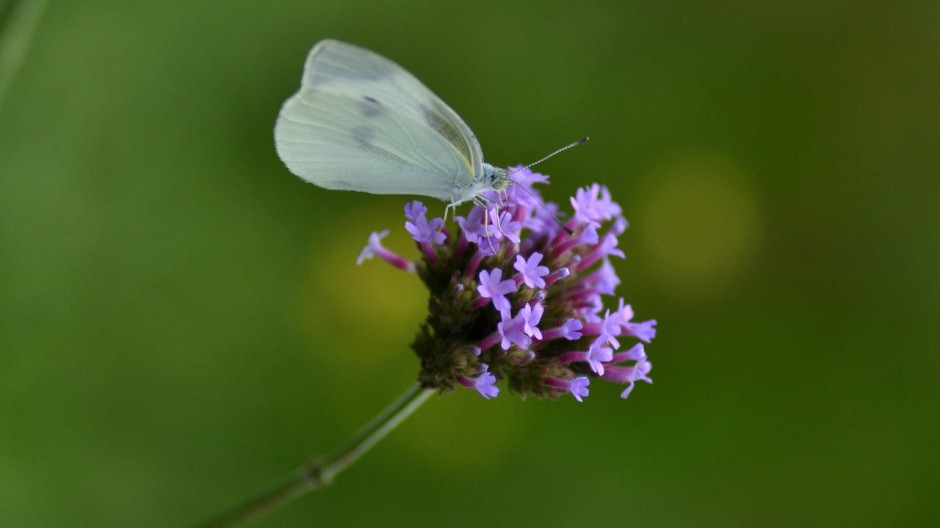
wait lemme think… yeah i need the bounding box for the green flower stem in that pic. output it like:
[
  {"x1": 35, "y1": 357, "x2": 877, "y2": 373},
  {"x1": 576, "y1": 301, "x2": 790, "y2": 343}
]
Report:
[
  {"x1": 196, "y1": 383, "x2": 434, "y2": 528},
  {"x1": 0, "y1": 0, "x2": 47, "y2": 108}
]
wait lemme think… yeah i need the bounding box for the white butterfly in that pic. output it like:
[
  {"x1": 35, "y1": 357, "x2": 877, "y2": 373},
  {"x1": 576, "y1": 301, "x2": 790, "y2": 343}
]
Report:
[{"x1": 274, "y1": 39, "x2": 511, "y2": 209}]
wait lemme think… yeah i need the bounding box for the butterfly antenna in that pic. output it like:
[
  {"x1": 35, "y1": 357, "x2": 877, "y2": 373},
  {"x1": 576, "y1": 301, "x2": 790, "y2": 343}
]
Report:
[
  {"x1": 523, "y1": 136, "x2": 589, "y2": 171},
  {"x1": 506, "y1": 137, "x2": 589, "y2": 236}
]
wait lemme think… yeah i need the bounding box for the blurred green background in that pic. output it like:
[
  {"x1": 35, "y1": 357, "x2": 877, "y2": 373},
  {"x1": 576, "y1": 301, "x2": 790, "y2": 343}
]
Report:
[{"x1": 1, "y1": 1, "x2": 938, "y2": 526}]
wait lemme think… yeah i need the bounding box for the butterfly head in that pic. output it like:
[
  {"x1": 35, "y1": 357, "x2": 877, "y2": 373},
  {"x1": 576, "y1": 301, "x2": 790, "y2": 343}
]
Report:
[{"x1": 479, "y1": 163, "x2": 511, "y2": 192}]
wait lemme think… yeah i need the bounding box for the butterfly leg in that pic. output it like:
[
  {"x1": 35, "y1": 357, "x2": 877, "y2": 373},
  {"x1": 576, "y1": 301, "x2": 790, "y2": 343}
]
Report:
[
  {"x1": 443, "y1": 201, "x2": 457, "y2": 225},
  {"x1": 491, "y1": 200, "x2": 508, "y2": 239},
  {"x1": 476, "y1": 199, "x2": 500, "y2": 255},
  {"x1": 485, "y1": 219, "x2": 498, "y2": 255}
]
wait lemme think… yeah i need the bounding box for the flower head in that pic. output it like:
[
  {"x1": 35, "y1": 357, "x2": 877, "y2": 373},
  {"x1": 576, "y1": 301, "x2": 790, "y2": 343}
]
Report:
[{"x1": 358, "y1": 171, "x2": 657, "y2": 401}]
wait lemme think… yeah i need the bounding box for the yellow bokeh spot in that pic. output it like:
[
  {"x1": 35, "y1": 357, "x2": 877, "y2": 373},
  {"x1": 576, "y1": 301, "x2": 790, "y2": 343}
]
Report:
[
  {"x1": 294, "y1": 203, "x2": 427, "y2": 377},
  {"x1": 637, "y1": 149, "x2": 763, "y2": 302}
]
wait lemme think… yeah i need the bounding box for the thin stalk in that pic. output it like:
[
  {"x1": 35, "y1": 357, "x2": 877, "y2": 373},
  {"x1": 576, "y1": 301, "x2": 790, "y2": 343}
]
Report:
[
  {"x1": 195, "y1": 383, "x2": 434, "y2": 528},
  {"x1": 0, "y1": 0, "x2": 47, "y2": 108}
]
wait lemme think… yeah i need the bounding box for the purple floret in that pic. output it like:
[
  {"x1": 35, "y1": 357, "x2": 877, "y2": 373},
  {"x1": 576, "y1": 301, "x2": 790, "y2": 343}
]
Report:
[
  {"x1": 585, "y1": 342, "x2": 614, "y2": 376},
  {"x1": 477, "y1": 268, "x2": 518, "y2": 314},
  {"x1": 473, "y1": 364, "x2": 500, "y2": 399},
  {"x1": 571, "y1": 184, "x2": 622, "y2": 226},
  {"x1": 407, "y1": 217, "x2": 446, "y2": 245},
  {"x1": 569, "y1": 377, "x2": 590, "y2": 402},
  {"x1": 520, "y1": 302, "x2": 544, "y2": 340},
  {"x1": 514, "y1": 252, "x2": 550, "y2": 289},
  {"x1": 498, "y1": 308, "x2": 532, "y2": 350}
]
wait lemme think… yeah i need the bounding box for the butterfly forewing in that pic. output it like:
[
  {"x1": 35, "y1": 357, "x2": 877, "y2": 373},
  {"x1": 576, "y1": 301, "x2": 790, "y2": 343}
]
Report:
[{"x1": 275, "y1": 40, "x2": 484, "y2": 200}]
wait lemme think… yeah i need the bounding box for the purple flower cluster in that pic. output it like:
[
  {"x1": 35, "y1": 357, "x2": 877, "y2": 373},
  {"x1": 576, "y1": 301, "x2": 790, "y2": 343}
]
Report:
[{"x1": 357, "y1": 166, "x2": 656, "y2": 402}]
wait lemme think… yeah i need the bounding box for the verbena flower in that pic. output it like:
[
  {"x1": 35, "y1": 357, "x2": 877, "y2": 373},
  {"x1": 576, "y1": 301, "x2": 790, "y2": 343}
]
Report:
[{"x1": 358, "y1": 166, "x2": 657, "y2": 402}]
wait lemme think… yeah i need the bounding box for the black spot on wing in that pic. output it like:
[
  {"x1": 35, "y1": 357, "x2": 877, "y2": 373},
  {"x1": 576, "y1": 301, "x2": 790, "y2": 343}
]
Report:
[{"x1": 358, "y1": 95, "x2": 382, "y2": 118}]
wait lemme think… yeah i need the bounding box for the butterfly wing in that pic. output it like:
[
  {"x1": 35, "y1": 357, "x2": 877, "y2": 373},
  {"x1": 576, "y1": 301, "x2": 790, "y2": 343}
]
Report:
[{"x1": 274, "y1": 40, "x2": 484, "y2": 201}]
